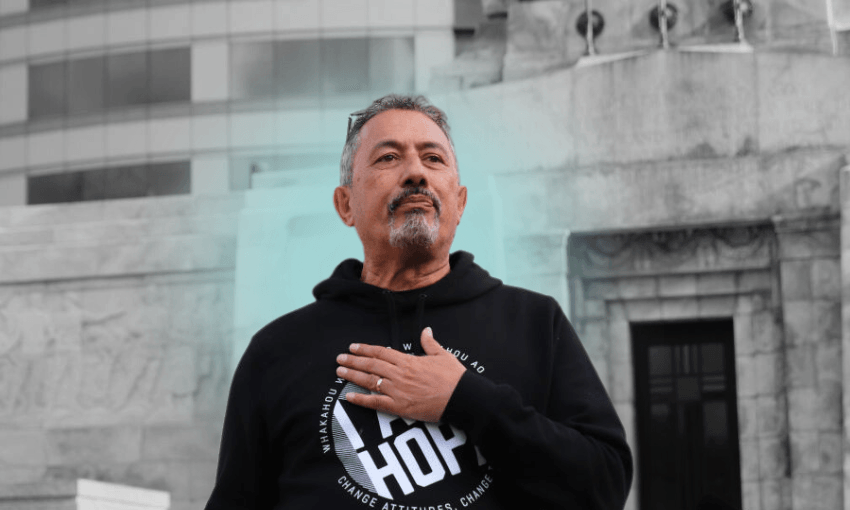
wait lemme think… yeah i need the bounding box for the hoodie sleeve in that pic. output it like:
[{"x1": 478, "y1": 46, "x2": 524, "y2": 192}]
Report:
[
  {"x1": 205, "y1": 345, "x2": 277, "y2": 510},
  {"x1": 441, "y1": 304, "x2": 633, "y2": 509}
]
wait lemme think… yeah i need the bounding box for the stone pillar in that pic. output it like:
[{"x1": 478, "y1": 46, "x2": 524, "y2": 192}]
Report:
[
  {"x1": 774, "y1": 213, "x2": 843, "y2": 510},
  {"x1": 840, "y1": 165, "x2": 850, "y2": 510},
  {"x1": 0, "y1": 479, "x2": 170, "y2": 510}
]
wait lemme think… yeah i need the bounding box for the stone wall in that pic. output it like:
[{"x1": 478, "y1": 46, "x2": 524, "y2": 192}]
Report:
[{"x1": 0, "y1": 193, "x2": 242, "y2": 510}]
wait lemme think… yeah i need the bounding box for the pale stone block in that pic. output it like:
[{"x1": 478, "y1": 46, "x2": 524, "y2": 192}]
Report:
[
  {"x1": 811, "y1": 258, "x2": 841, "y2": 299},
  {"x1": 0, "y1": 27, "x2": 26, "y2": 63},
  {"x1": 736, "y1": 355, "x2": 757, "y2": 398},
  {"x1": 7, "y1": 201, "x2": 104, "y2": 227},
  {"x1": 791, "y1": 474, "x2": 843, "y2": 510},
  {"x1": 0, "y1": 0, "x2": 27, "y2": 16},
  {"x1": 582, "y1": 299, "x2": 606, "y2": 318},
  {"x1": 783, "y1": 300, "x2": 815, "y2": 346},
  {"x1": 0, "y1": 64, "x2": 26, "y2": 125},
  {"x1": 757, "y1": 394, "x2": 787, "y2": 437},
  {"x1": 739, "y1": 438, "x2": 760, "y2": 481},
  {"x1": 191, "y1": 42, "x2": 229, "y2": 103},
  {"x1": 107, "y1": 9, "x2": 149, "y2": 46},
  {"x1": 657, "y1": 274, "x2": 697, "y2": 297},
  {"x1": 755, "y1": 352, "x2": 782, "y2": 396},
  {"x1": 752, "y1": 311, "x2": 781, "y2": 353},
  {"x1": 741, "y1": 480, "x2": 761, "y2": 510},
  {"x1": 760, "y1": 478, "x2": 791, "y2": 510},
  {"x1": 28, "y1": 131, "x2": 65, "y2": 167},
  {"x1": 660, "y1": 297, "x2": 698, "y2": 320},
  {"x1": 733, "y1": 313, "x2": 755, "y2": 356},
  {"x1": 790, "y1": 430, "x2": 820, "y2": 473},
  {"x1": 778, "y1": 229, "x2": 840, "y2": 259},
  {"x1": 584, "y1": 280, "x2": 618, "y2": 300},
  {"x1": 505, "y1": 234, "x2": 565, "y2": 277},
  {"x1": 759, "y1": 435, "x2": 788, "y2": 479},
  {"x1": 192, "y1": 114, "x2": 228, "y2": 150},
  {"x1": 695, "y1": 272, "x2": 737, "y2": 295},
  {"x1": 149, "y1": 118, "x2": 192, "y2": 154},
  {"x1": 737, "y1": 269, "x2": 773, "y2": 293},
  {"x1": 811, "y1": 300, "x2": 841, "y2": 343},
  {"x1": 277, "y1": 109, "x2": 322, "y2": 146},
  {"x1": 415, "y1": 0, "x2": 453, "y2": 26},
  {"x1": 66, "y1": 14, "x2": 106, "y2": 52},
  {"x1": 28, "y1": 20, "x2": 66, "y2": 58},
  {"x1": 106, "y1": 122, "x2": 147, "y2": 158},
  {"x1": 788, "y1": 385, "x2": 841, "y2": 431},
  {"x1": 819, "y1": 431, "x2": 842, "y2": 473},
  {"x1": 230, "y1": 112, "x2": 276, "y2": 148},
  {"x1": 0, "y1": 429, "x2": 46, "y2": 466},
  {"x1": 192, "y1": 1, "x2": 228, "y2": 37},
  {"x1": 0, "y1": 174, "x2": 25, "y2": 207},
  {"x1": 607, "y1": 302, "x2": 626, "y2": 323},
  {"x1": 625, "y1": 299, "x2": 662, "y2": 321},
  {"x1": 65, "y1": 125, "x2": 106, "y2": 163},
  {"x1": 737, "y1": 397, "x2": 758, "y2": 439},
  {"x1": 618, "y1": 276, "x2": 657, "y2": 300},
  {"x1": 142, "y1": 424, "x2": 220, "y2": 461},
  {"x1": 368, "y1": 0, "x2": 415, "y2": 27},
  {"x1": 0, "y1": 136, "x2": 26, "y2": 171},
  {"x1": 780, "y1": 260, "x2": 812, "y2": 299},
  {"x1": 274, "y1": 0, "x2": 321, "y2": 31},
  {"x1": 414, "y1": 31, "x2": 454, "y2": 92},
  {"x1": 191, "y1": 156, "x2": 229, "y2": 195},
  {"x1": 189, "y1": 460, "x2": 218, "y2": 500},
  {"x1": 697, "y1": 295, "x2": 735, "y2": 317},
  {"x1": 46, "y1": 426, "x2": 142, "y2": 464},
  {"x1": 609, "y1": 357, "x2": 633, "y2": 402},
  {"x1": 229, "y1": 0, "x2": 274, "y2": 34},
  {"x1": 815, "y1": 341, "x2": 842, "y2": 386},
  {"x1": 149, "y1": 4, "x2": 191, "y2": 41},
  {"x1": 0, "y1": 467, "x2": 43, "y2": 485},
  {"x1": 786, "y1": 345, "x2": 817, "y2": 389},
  {"x1": 321, "y1": 0, "x2": 368, "y2": 28}
]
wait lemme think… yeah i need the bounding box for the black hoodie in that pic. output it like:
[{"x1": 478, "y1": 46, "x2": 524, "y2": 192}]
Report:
[{"x1": 206, "y1": 251, "x2": 632, "y2": 510}]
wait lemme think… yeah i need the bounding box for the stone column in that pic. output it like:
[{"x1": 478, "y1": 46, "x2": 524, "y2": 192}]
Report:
[
  {"x1": 840, "y1": 165, "x2": 850, "y2": 510},
  {"x1": 774, "y1": 213, "x2": 843, "y2": 510}
]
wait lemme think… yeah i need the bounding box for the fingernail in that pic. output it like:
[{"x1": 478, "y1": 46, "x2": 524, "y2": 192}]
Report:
[
  {"x1": 425, "y1": 326, "x2": 433, "y2": 336},
  {"x1": 336, "y1": 366, "x2": 347, "y2": 376},
  {"x1": 337, "y1": 354, "x2": 348, "y2": 363},
  {"x1": 350, "y1": 343, "x2": 360, "y2": 352}
]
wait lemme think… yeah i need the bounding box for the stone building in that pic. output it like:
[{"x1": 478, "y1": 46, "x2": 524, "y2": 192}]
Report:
[{"x1": 1, "y1": 0, "x2": 850, "y2": 509}]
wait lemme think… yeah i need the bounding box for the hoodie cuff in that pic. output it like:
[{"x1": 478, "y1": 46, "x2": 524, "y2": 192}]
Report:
[{"x1": 441, "y1": 370, "x2": 500, "y2": 438}]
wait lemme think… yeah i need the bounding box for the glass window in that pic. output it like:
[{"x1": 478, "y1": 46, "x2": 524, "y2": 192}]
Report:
[
  {"x1": 26, "y1": 161, "x2": 191, "y2": 205},
  {"x1": 68, "y1": 56, "x2": 106, "y2": 115},
  {"x1": 28, "y1": 172, "x2": 82, "y2": 204},
  {"x1": 148, "y1": 161, "x2": 191, "y2": 196},
  {"x1": 150, "y1": 48, "x2": 191, "y2": 104},
  {"x1": 274, "y1": 39, "x2": 320, "y2": 98},
  {"x1": 321, "y1": 38, "x2": 368, "y2": 95},
  {"x1": 107, "y1": 51, "x2": 149, "y2": 108},
  {"x1": 29, "y1": 62, "x2": 67, "y2": 119},
  {"x1": 230, "y1": 41, "x2": 274, "y2": 100},
  {"x1": 369, "y1": 37, "x2": 414, "y2": 93}
]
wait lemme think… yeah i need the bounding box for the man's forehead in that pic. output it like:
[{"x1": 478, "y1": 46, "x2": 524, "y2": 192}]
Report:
[{"x1": 359, "y1": 109, "x2": 448, "y2": 145}]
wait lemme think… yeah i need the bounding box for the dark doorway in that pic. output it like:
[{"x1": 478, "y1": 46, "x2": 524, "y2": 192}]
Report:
[{"x1": 631, "y1": 319, "x2": 742, "y2": 510}]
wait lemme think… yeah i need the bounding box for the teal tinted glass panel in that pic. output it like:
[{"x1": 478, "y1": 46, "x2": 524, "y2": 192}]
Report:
[
  {"x1": 68, "y1": 56, "x2": 106, "y2": 114},
  {"x1": 29, "y1": 61, "x2": 67, "y2": 119},
  {"x1": 107, "y1": 51, "x2": 149, "y2": 107}
]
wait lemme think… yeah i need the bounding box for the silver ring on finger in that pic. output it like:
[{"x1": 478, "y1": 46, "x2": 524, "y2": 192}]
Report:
[{"x1": 376, "y1": 377, "x2": 383, "y2": 393}]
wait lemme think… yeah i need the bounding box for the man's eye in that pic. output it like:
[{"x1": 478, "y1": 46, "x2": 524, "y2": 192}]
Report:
[
  {"x1": 378, "y1": 154, "x2": 396, "y2": 162},
  {"x1": 426, "y1": 155, "x2": 443, "y2": 163}
]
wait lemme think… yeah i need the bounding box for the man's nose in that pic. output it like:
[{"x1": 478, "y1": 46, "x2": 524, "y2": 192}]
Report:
[{"x1": 401, "y1": 157, "x2": 427, "y2": 187}]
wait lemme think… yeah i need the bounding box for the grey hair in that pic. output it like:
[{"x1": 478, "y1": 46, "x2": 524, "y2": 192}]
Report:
[{"x1": 339, "y1": 94, "x2": 457, "y2": 187}]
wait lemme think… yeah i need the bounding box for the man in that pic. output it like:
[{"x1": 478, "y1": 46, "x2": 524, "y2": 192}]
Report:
[{"x1": 205, "y1": 95, "x2": 632, "y2": 510}]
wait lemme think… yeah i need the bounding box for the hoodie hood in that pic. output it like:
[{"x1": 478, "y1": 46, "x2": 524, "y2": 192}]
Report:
[{"x1": 313, "y1": 251, "x2": 501, "y2": 309}]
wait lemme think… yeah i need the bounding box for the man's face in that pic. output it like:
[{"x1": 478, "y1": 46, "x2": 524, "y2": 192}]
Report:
[{"x1": 335, "y1": 109, "x2": 467, "y2": 255}]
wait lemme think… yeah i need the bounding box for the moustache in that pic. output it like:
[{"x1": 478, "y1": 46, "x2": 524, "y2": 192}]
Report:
[{"x1": 388, "y1": 188, "x2": 441, "y2": 215}]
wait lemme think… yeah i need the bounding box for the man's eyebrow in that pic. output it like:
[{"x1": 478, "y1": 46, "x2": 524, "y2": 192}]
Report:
[{"x1": 370, "y1": 140, "x2": 450, "y2": 154}]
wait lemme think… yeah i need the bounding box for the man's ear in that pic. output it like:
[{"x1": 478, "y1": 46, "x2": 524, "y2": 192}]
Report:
[
  {"x1": 456, "y1": 185, "x2": 468, "y2": 225},
  {"x1": 333, "y1": 186, "x2": 355, "y2": 227}
]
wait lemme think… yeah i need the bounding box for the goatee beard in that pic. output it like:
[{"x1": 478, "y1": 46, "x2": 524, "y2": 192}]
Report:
[{"x1": 388, "y1": 210, "x2": 440, "y2": 248}]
